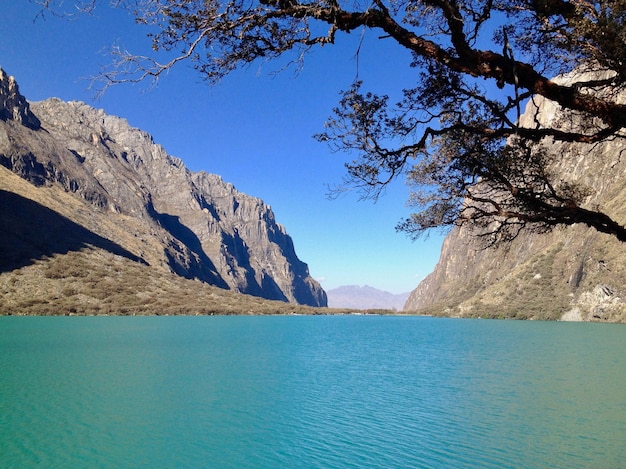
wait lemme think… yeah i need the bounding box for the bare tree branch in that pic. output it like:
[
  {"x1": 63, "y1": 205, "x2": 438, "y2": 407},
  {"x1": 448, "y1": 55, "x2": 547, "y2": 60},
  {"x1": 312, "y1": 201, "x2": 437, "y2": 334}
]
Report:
[{"x1": 36, "y1": 0, "x2": 626, "y2": 243}]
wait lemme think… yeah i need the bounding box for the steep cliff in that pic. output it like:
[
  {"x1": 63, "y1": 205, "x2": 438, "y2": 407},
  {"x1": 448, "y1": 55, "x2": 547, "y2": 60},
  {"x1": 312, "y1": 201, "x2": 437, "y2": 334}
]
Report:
[
  {"x1": 405, "y1": 70, "x2": 626, "y2": 322},
  {"x1": 0, "y1": 67, "x2": 326, "y2": 307},
  {"x1": 0, "y1": 69, "x2": 40, "y2": 129}
]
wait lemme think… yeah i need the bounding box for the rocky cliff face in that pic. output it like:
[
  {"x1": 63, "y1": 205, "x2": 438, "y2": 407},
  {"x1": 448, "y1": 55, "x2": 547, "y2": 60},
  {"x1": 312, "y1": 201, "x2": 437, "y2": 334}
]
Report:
[
  {"x1": 0, "y1": 67, "x2": 326, "y2": 307},
  {"x1": 0, "y1": 69, "x2": 40, "y2": 129},
  {"x1": 405, "y1": 70, "x2": 626, "y2": 322}
]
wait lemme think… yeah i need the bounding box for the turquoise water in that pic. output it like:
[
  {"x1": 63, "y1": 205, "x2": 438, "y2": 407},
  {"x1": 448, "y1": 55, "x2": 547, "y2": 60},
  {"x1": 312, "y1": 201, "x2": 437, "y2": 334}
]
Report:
[{"x1": 0, "y1": 316, "x2": 624, "y2": 468}]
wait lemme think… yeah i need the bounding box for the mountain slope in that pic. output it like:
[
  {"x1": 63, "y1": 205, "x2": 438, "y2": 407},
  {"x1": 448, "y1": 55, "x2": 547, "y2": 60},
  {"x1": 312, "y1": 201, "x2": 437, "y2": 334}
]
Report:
[
  {"x1": 0, "y1": 67, "x2": 326, "y2": 308},
  {"x1": 405, "y1": 70, "x2": 626, "y2": 322}
]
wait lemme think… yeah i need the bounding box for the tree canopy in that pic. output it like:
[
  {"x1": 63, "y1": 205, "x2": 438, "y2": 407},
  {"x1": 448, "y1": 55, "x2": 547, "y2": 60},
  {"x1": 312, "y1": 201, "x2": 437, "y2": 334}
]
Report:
[{"x1": 38, "y1": 0, "x2": 626, "y2": 241}]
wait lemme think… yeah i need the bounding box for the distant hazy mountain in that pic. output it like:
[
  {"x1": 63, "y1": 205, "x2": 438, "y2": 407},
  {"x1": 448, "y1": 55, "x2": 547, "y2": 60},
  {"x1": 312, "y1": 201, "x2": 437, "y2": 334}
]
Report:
[
  {"x1": 0, "y1": 66, "x2": 327, "y2": 312},
  {"x1": 327, "y1": 285, "x2": 410, "y2": 311}
]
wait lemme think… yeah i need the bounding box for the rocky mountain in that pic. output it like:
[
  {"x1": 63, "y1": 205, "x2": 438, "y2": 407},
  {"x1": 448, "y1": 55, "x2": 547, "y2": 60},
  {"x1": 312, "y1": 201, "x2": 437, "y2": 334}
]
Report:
[
  {"x1": 327, "y1": 285, "x2": 409, "y2": 311},
  {"x1": 405, "y1": 70, "x2": 626, "y2": 322},
  {"x1": 0, "y1": 67, "x2": 327, "y2": 309}
]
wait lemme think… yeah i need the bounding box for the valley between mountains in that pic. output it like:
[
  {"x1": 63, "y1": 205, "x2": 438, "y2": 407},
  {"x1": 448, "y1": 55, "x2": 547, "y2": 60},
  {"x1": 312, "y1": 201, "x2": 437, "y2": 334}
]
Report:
[{"x1": 2, "y1": 66, "x2": 626, "y2": 321}]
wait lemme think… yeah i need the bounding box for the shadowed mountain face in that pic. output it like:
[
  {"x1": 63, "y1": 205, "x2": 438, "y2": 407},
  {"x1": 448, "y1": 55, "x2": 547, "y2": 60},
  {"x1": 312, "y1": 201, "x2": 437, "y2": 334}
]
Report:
[
  {"x1": 0, "y1": 190, "x2": 145, "y2": 272},
  {"x1": 0, "y1": 67, "x2": 326, "y2": 307}
]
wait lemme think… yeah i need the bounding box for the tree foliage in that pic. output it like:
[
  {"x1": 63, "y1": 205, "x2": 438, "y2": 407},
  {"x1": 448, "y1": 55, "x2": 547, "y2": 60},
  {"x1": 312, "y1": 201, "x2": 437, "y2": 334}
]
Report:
[{"x1": 38, "y1": 0, "x2": 626, "y2": 241}]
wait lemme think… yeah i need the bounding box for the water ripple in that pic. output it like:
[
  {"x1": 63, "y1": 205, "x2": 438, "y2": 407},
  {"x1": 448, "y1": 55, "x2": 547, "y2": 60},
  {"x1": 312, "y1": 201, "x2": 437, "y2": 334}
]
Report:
[{"x1": 1, "y1": 316, "x2": 625, "y2": 468}]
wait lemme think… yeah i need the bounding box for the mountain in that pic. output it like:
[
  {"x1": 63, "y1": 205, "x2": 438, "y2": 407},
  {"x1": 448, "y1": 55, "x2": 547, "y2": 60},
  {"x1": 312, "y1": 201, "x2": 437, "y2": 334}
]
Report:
[
  {"x1": 327, "y1": 285, "x2": 409, "y2": 311},
  {"x1": 0, "y1": 67, "x2": 327, "y2": 311},
  {"x1": 405, "y1": 70, "x2": 626, "y2": 322}
]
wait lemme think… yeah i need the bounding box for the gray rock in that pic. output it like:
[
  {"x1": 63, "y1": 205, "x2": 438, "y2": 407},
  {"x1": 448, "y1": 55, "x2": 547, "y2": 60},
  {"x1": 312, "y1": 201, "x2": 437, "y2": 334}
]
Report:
[
  {"x1": 405, "y1": 71, "x2": 626, "y2": 322},
  {"x1": 0, "y1": 68, "x2": 40, "y2": 129},
  {"x1": 0, "y1": 68, "x2": 326, "y2": 307}
]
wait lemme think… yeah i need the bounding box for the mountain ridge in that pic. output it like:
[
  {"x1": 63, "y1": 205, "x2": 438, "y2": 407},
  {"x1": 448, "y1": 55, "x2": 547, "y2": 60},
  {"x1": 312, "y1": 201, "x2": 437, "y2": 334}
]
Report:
[{"x1": 0, "y1": 66, "x2": 326, "y2": 309}]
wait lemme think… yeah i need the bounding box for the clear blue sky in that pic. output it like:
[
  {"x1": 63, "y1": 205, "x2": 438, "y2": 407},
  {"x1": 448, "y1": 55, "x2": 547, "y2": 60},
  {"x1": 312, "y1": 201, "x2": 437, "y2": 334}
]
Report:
[{"x1": 1, "y1": 1, "x2": 446, "y2": 294}]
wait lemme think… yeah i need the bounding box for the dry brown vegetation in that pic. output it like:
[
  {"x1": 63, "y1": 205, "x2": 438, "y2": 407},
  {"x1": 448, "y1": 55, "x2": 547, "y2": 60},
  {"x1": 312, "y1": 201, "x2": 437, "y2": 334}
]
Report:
[
  {"x1": 407, "y1": 237, "x2": 626, "y2": 322},
  {"x1": 0, "y1": 157, "x2": 393, "y2": 316},
  {"x1": 0, "y1": 246, "x2": 392, "y2": 316}
]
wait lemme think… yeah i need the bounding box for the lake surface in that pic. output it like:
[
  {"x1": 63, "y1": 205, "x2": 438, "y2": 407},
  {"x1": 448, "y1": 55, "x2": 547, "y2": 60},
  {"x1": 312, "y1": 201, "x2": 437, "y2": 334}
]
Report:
[{"x1": 0, "y1": 316, "x2": 624, "y2": 468}]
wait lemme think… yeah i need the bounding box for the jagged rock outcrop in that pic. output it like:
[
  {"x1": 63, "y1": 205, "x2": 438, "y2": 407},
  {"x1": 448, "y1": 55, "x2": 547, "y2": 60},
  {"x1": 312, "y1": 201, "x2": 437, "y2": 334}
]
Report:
[
  {"x1": 0, "y1": 67, "x2": 326, "y2": 307},
  {"x1": 0, "y1": 68, "x2": 40, "y2": 129},
  {"x1": 405, "y1": 70, "x2": 626, "y2": 322}
]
